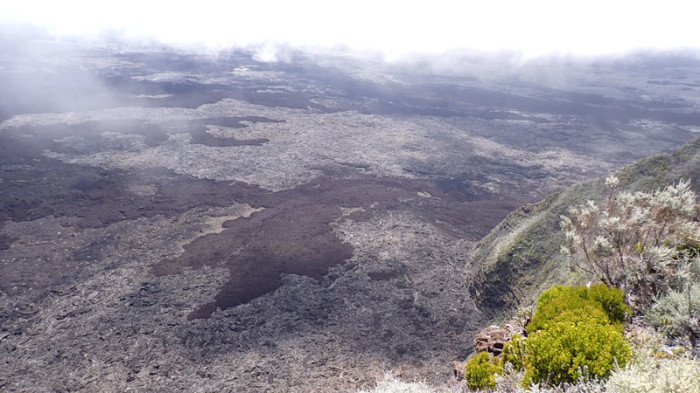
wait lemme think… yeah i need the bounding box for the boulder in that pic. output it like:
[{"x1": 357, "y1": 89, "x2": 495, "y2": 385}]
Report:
[{"x1": 473, "y1": 325, "x2": 512, "y2": 355}]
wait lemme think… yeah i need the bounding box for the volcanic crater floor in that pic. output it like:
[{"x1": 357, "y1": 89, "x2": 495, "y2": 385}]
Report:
[{"x1": 2, "y1": 44, "x2": 699, "y2": 392}]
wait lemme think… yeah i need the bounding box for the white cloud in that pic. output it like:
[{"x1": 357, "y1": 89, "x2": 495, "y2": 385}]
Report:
[{"x1": 2, "y1": 0, "x2": 700, "y2": 57}]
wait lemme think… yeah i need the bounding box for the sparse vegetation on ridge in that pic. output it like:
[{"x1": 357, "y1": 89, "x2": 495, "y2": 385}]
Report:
[
  {"x1": 560, "y1": 177, "x2": 700, "y2": 311},
  {"x1": 559, "y1": 176, "x2": 700, "y2": 348},
  {"x1": 467, "y1": 136, "x2": 700, "y2": 320},
  {"x1": 445, "y1": 137, "x2": 700, "y2": 392}
]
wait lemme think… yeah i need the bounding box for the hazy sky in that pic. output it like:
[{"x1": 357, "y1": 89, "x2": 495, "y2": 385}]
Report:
[{"x1": 3, "y1": 1, "x2": 699, "y2": 58}]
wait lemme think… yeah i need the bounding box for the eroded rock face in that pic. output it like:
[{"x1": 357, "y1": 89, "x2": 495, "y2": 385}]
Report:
[
  {"x1": 474, "y1": 326, "x2": 510, "y2": 355},
  {"x1": 473, "y1": 322, "x2": 525, "y2": 355},
  {"x1": 1, "y1": 38, "x2": 699, "y2": 392}
]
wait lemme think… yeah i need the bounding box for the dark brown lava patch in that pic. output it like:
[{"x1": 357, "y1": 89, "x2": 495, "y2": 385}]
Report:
[
  {"x1": 0, "y1": 121, "x2": 521, "y2": 316},
  {"x1": 152, "y1": 174, "x2": 522, "y2": 319}
]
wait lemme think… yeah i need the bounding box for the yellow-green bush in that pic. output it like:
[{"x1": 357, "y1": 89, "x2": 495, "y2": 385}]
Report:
[
  {"x1": 463, "y1": 285, "x2": 632, "y2": 390},
  {"x1": 527, "y1": 301, "x2": 611, "y2": 334},
  {"x1": 500, "y1": 334, "x2": 526, "y2": 371},
  {"x1": 515, "y1": 284, "x2": 632, "y2": 387},
  {"x1": 584, "y1": 283, "x2": 630, "y2": 323},
  {"x1": 523, "y1": 319, "x2": 631, "y2": 387},
  {"x1": 465, "y1": 352, "x2": 501, "y2": 390},
  {"x1": 526, "y1": 284, "x2": 629, "y2": 334}
]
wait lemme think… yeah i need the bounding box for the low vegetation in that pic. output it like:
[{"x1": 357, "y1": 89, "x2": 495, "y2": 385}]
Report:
[
  {"x1": 500, "y1": 334, "x2": 526, "y2": 371},
  {"x1": 454, "y1": 283, "x2": 699, "y2": 392},
  {"x1": 560, "y1": 177, "x2": 700, "y2": 311},
  {"x1": 522, "y1": 309, "x2": 630, "y2": 386},
  {"x1": 646, "y1": 281, "x2": 700, "y2": 344},
  {"x1": 463, "y1": 284, "x2": 631, "y2": 389},
  {"x1": 488, "y1": 328, "x2": 700, "y2": 393},
  {"x1": 526, "y1": 284, "x2": 629, "y2": 334},
  {"x1": 355, "y1": 374, "x2": 464, "y2": 393},
  {"x1": 522, "y1": 285, "x2": 631, "y2": 386},
  {"x1": 464, "y1": 352, "x2": 501, "y2": 390},
  {"x1": 459, "y1": 178, "x2": 700, "y2": 392},
  {"x1": 467, "y1": 137, "x2": 700, "y2": 318}
]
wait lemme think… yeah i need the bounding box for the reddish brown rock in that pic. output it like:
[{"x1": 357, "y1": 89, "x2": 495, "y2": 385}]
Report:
[
  {"x1": 452, "y1": 360, "x2": 467, "y2": 380},
  {"x1": 474, "y1": 325, "x2": 510, "y2": 355}
]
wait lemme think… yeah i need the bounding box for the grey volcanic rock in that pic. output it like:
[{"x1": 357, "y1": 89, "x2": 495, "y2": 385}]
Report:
[{"x1": 1, "y1": 36, "x2": 700, "y2": 391}]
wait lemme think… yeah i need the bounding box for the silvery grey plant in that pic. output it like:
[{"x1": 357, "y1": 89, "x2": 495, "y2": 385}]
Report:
[{"x1": 560, "y1": 177, "x2": 700, "y2": 311}]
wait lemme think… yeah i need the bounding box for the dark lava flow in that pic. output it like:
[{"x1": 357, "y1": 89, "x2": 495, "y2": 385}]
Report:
[
  {"x1": 0, "y1": 126, "x2": 521, "y2": 314},
  {"x1": 152, "y1": 175, "x2": 521, "y2": 319}
]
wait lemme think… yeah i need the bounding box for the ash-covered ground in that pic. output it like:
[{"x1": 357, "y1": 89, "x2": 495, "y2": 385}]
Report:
[{"x1": 1, "y1": 37, "x2": 699, "y2": 392}]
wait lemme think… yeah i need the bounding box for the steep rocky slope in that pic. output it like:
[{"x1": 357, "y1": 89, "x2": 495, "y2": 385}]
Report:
[{"x1": 468, "y1": 136, "x2": 700, "y2": 319}]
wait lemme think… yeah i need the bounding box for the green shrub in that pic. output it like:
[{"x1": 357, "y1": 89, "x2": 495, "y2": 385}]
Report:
[
  {"x1": 534, "y1": 285, "x2": 569, "y2": 310},
  {"x1": 523, "y1": 320, "x2": 631, "y2": 387},
  {"x1": 500, "y1": 334, "x2": 527, "y2": 371},
  {"x1": 527, "y1": 284, "x2": 629, "y2": 334},
  {"x1": 527, "y1": 299, "x2": 611, "y2": 334},
  {"x1": 585, "y1": 283, "x2": 630, "y2": 323},
  {"x1": 465, "y1": 352, "x2": 501, "y2": 390}
]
